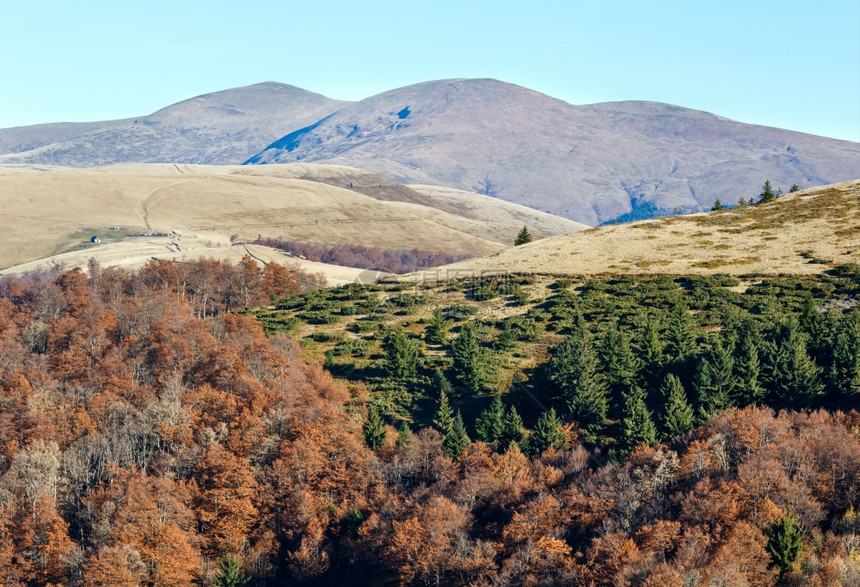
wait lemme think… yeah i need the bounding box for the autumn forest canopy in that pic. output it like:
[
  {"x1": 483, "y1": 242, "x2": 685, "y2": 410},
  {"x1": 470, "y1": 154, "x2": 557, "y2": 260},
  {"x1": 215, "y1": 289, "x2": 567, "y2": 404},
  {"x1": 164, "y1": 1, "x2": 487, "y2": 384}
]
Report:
[{"x1": 0, "y1": 257, "x2": 858, "y2": 585}]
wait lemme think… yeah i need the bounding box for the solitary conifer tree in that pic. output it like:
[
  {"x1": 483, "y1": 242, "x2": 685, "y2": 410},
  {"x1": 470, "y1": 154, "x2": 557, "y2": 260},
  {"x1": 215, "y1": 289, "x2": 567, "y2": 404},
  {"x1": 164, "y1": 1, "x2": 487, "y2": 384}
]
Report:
[
  {"x1": 363, "y1": 405, "x2": 387, "y2": 450},
  {"x1": 734, "y1": 320, "x2": 765, "y2": 406},
  {"x1": 759, "y1": 180, "x2": 776, "y2": 203},
  {"x1": 396, "y1": 422, "x2": 412, "y2": 446},
  {"x1": 425, "y1": 307, "x2": 451, "y2": 345},
  {"x1": 451, "y1": 322, "x2": 491, "y2": 394},
  {"x1": 213, "y1": 554, "x2": 251, "y2": 587},
  {"x1": 475, "y1": 395, "x2": 506, "y2": 444},
  {"x1": 549, "y1": 329, "x2": 609, "y2": 439},
  {"x1": 529, "y1": 408, "x2": 568, "y2": 454},
  {"x1": 447, "y1": 410, "x2": 470, "y2": 458},
  {"x1": 382, "y1": 330, "x2": 420, "y2": 381},
  {"x1": 514, "y1": 226, "x2": 533, "y2": 246},
  {"x1": 767, "y1": 508, "x2": 806, "y2": 578},
  {"x1": 434, "y1": 389, "x2": 455, "y2": 441},
  {"x1": 660, "y1": 373, "x2": 694, "y2": 440},
  {"x1": 501, "y1": 404, "x2": 526, "y2": 449},
  {"x1": 621, "y1": 386, "x2": 658, "y2": 451}
]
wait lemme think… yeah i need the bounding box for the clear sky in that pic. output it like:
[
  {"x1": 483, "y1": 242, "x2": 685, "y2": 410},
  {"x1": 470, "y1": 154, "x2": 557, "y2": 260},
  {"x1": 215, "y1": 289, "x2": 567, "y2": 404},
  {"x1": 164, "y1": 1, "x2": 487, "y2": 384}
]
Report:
[{"x1": 2, "y1": 0, "x2": 858, "y2": 141}]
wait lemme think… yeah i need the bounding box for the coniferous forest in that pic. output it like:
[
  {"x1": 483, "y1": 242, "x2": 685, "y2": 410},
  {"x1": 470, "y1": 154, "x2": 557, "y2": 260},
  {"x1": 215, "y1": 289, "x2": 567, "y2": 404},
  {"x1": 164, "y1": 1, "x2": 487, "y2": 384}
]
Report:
[{"x1": 0, "y1": 258, "x2": 859, "y2": 585}]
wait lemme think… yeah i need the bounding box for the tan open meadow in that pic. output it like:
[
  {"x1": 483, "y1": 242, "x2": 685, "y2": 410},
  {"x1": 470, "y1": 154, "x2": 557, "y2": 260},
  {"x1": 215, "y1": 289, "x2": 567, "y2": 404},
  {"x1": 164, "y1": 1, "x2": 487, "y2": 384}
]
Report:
[
  {"x1": 405, "y1": 179, "x2": 860, "y2": 281},
  {"x1": 0, "y1": 163, "x2": 584, "y2": 282}
]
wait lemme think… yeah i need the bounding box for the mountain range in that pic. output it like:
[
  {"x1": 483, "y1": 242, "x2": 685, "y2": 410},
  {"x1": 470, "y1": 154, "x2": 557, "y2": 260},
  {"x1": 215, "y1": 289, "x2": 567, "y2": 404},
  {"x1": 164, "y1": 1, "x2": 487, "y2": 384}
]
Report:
[{"x1": 2, "y1": 79, "x2": 859, "y2": 224}]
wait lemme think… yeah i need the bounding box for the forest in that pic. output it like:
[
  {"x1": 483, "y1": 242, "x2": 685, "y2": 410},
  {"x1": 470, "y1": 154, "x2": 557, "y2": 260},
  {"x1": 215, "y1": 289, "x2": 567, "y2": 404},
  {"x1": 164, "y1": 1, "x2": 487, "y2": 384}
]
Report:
[
  {"x1": 252, "y1": 236, "x2": 472, "y2": 274},
  {"x1": 0, "y1": 258, "x2": 858, "y2": 585}
]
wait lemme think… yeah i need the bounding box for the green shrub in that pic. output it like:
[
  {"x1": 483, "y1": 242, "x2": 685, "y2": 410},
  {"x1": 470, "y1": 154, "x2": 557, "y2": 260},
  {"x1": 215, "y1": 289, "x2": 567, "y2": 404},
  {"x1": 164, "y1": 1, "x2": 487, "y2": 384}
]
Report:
[
  {"x1": 832, "y1": 263, "x2": 860, "y2": 277},
  {"x1": 445, "y1": 304, "x2": 479, "y2": 320},
  {"x1": 351, "y1": 320, "x2": 382, "y2": 334}
]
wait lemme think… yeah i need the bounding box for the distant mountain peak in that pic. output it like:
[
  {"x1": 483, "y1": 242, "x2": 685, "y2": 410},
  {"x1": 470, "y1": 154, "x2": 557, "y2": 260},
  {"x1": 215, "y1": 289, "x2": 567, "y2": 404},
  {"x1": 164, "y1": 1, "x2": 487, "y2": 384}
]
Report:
[
  {"x1": 0, "y1": 82, "x2": 349, "y2": 166},
  {"x1": 244, "y1": 79, "x2": 860, "y2": 224}
]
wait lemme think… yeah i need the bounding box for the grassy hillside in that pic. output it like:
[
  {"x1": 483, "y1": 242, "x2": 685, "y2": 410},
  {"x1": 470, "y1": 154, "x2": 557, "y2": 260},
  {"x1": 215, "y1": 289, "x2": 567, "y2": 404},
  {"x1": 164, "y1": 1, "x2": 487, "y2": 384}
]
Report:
[
  {"x1": 0, "y1": 163, "x2": 583, "y2": 276},
  {"x1": 407, "y1": 179, "x2": 860, "y2": 279}
]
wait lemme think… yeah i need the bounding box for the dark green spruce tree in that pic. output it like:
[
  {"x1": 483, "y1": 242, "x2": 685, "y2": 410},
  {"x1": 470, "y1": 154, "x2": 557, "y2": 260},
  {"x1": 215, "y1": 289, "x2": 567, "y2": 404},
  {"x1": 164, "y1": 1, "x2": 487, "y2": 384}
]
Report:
[
  {"x1": 382, "y1": 329, "x2": 420, "y2": 381},
  {"x1": 766, "y1": 508, "x2": 806, "y2": 578},
  {"x1": 634, "y1": 314, "x2": 664, "y2": 385},
  {"x1": 660, "y1": 373, "x2": 695, "y2": 441},
  {"x1": 694, "y1": 338, "x2": 738, "y2": 422},
  {"x1": 500, "y1": 405, "x2": 526, "y2": 450},
  {"x1": 664, "y1": 305, "x2": 698, "y2": 384},
  {"x1": 548, "y1": 327, "x2": 609, "y2": 440},
  {"x1": 733, "y1": 319, "x2": 766, "y2": 406},
  {"x1": 599, "y1": 322, "x2": 640, "y2": 395},
  {"x1": 425, "y1": 307, "x2": 451, "y2": 345},
  {"x1": 495, "y1": 320, "x2": 519, "y2": 352},
  {"x1": 762, "y1": 318, "x2": 824, "y2": 408},
  {"x1": 830, "y1": 310, "x2": 860, "y2": 401},
  {"x1": 759, "y1": 180, "x2": 776, "y2": 203},
  {"x1": 433, "y1": 389, "x2": 455, "y2": 445},
  {"x1": 528, "y1": 408, "x2": 568, "y2": 455},
  {"x1": 798, "y1": 294, "x2": 835, "y2": 366},
  {"x1": 475, "y1": 395, "x2": 506, "y2": 444},
  {"x1": 451, "y1": 321, "x2": 491, "y2": 395},
  {"x1": 621, "y1": 386, "x2": 658, "y2": 452},
  {"x1": 432, "y1": 386, "x2": 470, "y2": 458},
  {"x1": 396, "y1": 421, "x2": 412, "y2": 447},
  {"x1": 514, "y1": 226, "x2": 533, "y2": 246},
  {"x1": 363, "y1": 405, "x2": 387, "y2": 450},
  {"x1": 213, "y1": 554, "x2": 251, "y2": 587},
  {"x1": 447, "y1": 410, "x2": 470, "y2": 458}
]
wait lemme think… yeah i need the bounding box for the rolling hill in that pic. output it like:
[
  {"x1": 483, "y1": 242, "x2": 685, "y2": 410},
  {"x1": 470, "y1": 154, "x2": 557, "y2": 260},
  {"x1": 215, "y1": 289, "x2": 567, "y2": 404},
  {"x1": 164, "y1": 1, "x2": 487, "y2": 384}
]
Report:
[
  {"x1": 0, "y1": 163, "x2": 585, "y2": 279},
  {"x1": 405, "y1": 179, "x2": 860, "y2": 281}
]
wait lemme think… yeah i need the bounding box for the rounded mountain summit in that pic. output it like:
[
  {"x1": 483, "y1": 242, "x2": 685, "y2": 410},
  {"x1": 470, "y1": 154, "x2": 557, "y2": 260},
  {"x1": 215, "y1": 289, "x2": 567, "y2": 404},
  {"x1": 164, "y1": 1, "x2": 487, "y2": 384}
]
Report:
[{"x1": 244, "y1": 78, "x2": 860, "y2": 225}]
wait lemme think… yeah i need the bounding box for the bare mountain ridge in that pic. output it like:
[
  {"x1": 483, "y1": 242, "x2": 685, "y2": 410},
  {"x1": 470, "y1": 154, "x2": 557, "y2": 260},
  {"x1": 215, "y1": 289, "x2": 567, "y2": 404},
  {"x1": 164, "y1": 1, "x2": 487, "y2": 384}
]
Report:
[
  {"x1": 3, "y1": 79, "x2": 859, "y2": 224},
  {"x1": 247, "y1": 79, "x2": 860, "y2": 224},
  {"x1": 0, "y1": 82, "x2": 348, "y2": 165}
]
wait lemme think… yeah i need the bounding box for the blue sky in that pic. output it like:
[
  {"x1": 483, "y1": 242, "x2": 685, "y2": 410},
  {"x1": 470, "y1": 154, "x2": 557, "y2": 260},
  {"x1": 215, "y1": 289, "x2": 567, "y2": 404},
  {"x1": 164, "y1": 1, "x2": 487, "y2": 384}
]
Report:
[{"x1": 2, "y1": 0, "x2": 858, "y2": 141}]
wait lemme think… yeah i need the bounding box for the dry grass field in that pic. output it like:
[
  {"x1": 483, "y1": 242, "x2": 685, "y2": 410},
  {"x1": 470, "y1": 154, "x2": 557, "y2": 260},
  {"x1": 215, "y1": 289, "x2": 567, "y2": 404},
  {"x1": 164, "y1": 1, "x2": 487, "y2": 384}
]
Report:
[
  {"x1": 0, "y1": 163, "x2": 584, "y2": 281},
  {"x1": 406, "y1": 179, "x2": 860, "y2": 281}
]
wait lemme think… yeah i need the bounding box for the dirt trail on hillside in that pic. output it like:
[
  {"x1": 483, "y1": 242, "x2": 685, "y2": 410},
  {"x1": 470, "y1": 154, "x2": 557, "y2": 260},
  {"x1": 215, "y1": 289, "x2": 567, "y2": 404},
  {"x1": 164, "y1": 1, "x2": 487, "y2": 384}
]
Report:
[{"x1": 137, "y1": 178, "x2": 200, "y2": 230}]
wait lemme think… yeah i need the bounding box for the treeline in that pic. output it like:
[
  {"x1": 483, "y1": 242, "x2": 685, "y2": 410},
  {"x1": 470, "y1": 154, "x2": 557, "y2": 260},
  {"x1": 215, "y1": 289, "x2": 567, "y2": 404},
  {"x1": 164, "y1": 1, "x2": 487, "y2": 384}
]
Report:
[
  {"x1": 253, "y1": 236, "x2": 471, "y2": 274},
  {"x1": 0, "y1": 266, "x2": 858, "y2": 584},
  {"x1": 97, "y1": 256, "x2": 325, "y2": 318}
]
